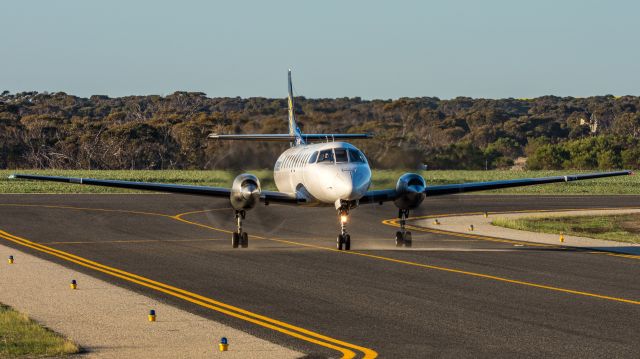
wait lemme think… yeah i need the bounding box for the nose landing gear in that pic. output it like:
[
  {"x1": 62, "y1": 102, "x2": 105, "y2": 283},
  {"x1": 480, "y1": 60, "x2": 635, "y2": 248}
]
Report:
[
  {"x1": 232, "y1": 210, "x2": 249, "y2": 248},
  {"x1": 336, "y1": 208, "x2": 351, "y2": 251},
  {"x1": 395, "y1": 209, "x2": 412, "y2": 247}
]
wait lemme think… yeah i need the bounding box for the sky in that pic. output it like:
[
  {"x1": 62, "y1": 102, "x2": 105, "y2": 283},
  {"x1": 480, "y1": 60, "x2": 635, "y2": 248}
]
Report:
[{"x1": 1, "y1": 0, "x2": 639, "y2": 99}]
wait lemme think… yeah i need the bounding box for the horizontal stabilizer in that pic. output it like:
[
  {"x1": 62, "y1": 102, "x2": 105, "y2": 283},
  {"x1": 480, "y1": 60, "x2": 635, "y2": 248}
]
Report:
[{"x1": 208, "y1": 133, "x2": 372, "y2": 142}]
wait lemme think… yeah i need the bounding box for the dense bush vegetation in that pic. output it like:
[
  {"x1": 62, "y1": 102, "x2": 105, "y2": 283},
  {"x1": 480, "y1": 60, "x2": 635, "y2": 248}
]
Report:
[{"x1": 1, "y1": 91, "x2": 639, "y2": 170}]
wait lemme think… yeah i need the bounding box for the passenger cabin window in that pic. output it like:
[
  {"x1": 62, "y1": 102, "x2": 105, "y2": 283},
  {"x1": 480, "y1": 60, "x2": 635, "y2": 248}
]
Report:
[
  {"x1": 308, "y1": 151, "x2": 318, "y2": 164},
  {"x1": 334, "y1": 148, "x2": 348, "y2": 163},
  {"x1": 317, "y1": 150, "x2": 334, "y2": 163},
  {"x1": 348, "y1": 149, "x2": 366, "y2": 163}
]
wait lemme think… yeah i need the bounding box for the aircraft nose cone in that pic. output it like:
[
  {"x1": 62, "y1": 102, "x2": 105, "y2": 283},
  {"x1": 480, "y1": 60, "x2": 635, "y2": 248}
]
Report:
[
  {"x1": 334, "y1": 175, "x2": 353, "y2": 199},
  {"x1": 335, "y1": 170, "x2": 370, "y2": 200}
]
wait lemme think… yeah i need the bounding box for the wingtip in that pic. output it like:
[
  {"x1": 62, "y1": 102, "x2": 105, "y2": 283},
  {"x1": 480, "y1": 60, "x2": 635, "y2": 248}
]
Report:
[{"x1": 8, "y1": 174, "x2": 16, "y2": 179}]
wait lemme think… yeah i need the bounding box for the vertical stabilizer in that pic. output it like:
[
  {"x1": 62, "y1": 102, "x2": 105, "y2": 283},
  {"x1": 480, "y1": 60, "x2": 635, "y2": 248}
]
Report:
[{"x1": 288, "y1": 69, "x2": 305, "y2": 145}]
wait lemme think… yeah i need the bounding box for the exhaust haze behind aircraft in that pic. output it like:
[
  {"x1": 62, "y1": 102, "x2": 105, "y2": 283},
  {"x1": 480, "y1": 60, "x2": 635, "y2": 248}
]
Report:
[{"x1": 10, "y1": 70, "x2": 633, "y2": 250}]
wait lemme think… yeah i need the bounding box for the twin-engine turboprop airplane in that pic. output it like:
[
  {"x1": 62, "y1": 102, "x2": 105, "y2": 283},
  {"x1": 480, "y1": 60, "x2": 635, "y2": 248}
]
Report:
[{"x1": 11, "y1": 70, "x2": 632, "y2": 250}]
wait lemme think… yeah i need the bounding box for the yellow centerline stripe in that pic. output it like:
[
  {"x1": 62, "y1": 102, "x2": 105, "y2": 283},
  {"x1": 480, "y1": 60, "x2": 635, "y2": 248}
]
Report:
[
  {"x1": 43, "y1": 238, "x2": 222, "y2": 245},
  {"x1": 0, "y1": 203, "x2": 175, "y2": 218},
  {"x1": 173, "y1": 213, "x2": 640, "y2": 306},
  {"x1": 0, "y1": 229, "x2": 376, "y2": 358},
  {"x1": 341, "y1": 249, "x2": 640, "y2": 305},
  {"x1": 173, "y1": 208, "x2": 231, "y2": 217},
  {"x1": 2, "y1": 202, "x2": 639, "y2": 357},
  {"x1": 3, "y1": 203, "x2": 639, "y2": 308},
  {"x1": 0, "y1": 203, "x2": 230, "y2": 219}
]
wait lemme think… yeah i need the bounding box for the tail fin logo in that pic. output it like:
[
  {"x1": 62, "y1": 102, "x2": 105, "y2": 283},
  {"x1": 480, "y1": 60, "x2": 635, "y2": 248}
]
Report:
[{"x1": 288, "y1": 69, "x2": 304, "y2": 145}]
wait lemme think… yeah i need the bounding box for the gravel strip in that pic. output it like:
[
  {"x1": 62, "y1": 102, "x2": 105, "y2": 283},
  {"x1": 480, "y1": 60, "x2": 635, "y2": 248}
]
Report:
[{"x1": 0, "y1": 243, "x2": 302, "y2": 358}]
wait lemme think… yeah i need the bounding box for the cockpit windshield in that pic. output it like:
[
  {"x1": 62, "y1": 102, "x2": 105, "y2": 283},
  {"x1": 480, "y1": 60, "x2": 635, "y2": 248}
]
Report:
[
  {"x1": 317, "y1": 150, "x2": 334, "y2": 163},
  {"x1": 308, "y1": 151, "x2": 318, "y2": 164},
  {"x1": 348, "y1": 149, "x2": 366, "y2": 163},
  {"x1": 314, "y1": 148, "x2": 366, "y2": 164},
  {"x1": 334, "y1": 148, "x2": 348, "y2": 163}
]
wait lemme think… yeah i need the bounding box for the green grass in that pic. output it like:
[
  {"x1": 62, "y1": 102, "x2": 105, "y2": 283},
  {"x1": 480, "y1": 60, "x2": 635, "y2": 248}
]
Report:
[
  {"x1": 492, "y1": 214, "x2": 640, "y2": 244},
  {"x1": 0, "y1": 169, "x2": 637, "y2": 194},
  {"x1": 0, "y1": 304, "x2": 79, "y2": 357}
]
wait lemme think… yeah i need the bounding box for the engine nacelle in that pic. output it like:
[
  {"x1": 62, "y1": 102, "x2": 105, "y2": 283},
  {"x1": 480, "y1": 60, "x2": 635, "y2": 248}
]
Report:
[
  {"x1": 394, "y1": 173, "x2": 426, "y2": 210},
  {"x1": 230, "y1": 174, "x2": 262, "y2": 211}
]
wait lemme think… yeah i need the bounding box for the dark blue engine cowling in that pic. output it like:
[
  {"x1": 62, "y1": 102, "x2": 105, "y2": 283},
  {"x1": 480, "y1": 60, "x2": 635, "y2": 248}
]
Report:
[{"x1": 394, "y1": 173, "x2": 426, "y2": 210}]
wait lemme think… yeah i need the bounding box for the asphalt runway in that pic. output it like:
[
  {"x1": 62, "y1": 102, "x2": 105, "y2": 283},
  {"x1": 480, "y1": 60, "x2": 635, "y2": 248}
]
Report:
[{"x1": 1, "y1": 194, "x2": 639, "y2": 358}]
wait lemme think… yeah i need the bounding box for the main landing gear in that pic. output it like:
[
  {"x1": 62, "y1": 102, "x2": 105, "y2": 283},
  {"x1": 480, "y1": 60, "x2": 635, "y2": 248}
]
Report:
[
  {"x1": 395, "y1": 209, "x2": 412, "y2": 248},
  {"x1": 336, "y1": 208, "x2": 351, "y2": 251},
  {"x1": 232, "y1": 210, "x2": 249, "y2": 248}
]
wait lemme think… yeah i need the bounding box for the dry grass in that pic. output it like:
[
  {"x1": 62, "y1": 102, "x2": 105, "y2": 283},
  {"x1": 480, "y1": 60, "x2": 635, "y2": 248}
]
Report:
[
  {"x1": 492, "y1": 214, "x2": 640, "y2": 244},
  {"x1": 0, "y1": 304, "x2": 79, "y2": 357}
]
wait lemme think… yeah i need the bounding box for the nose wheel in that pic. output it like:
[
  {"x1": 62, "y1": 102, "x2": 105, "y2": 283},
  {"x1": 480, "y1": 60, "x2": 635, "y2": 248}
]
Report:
[
  {"x1": 395, "y1": 209, "x2": 412, "y2": 247},
  {"x1": 232, "y1": 210, "x2": 249, "y2": 248},
  {"x1": 336, "y1": 209, "x2": 351, "y2": 251}
]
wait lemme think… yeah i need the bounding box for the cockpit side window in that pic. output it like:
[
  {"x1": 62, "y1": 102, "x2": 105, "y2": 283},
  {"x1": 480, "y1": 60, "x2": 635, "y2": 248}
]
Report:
[
  {"x1": 348, "y1": 149, "x2": 366, "y2": 163},
  {"x1": 317, "y1": 149, "x2": 334, "y2": 163},
  {"x1": 308, "y1": 151, "x2": 318, "y2": 164},
  {"x1": 334, "y1": 148, "x2": 348, "y2": 163}
]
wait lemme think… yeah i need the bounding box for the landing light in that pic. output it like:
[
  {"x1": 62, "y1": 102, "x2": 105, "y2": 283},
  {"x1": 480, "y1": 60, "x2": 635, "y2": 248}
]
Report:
[{"x1": 340, "y1": 215, "x2": 348, "y2": 224}]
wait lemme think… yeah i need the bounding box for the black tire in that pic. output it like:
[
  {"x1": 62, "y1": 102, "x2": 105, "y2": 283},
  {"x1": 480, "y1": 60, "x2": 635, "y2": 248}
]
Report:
[
  {"x1": 404, "y1": 231, "x2": 412, "y2": 248},
  {"x1": 241, "y1": 232, "x2": 249, "y2": 248},
  {"x1": 232, "y1": 232, "x2": 240, "y2": 248},
  {"x1": 337, "y1": 234, "x2": 344, "y2": 250},
  {"x1": 344, "y1": 234, "x2": 351, "y2": 251},
  {"x1": 395, "y1": 231, "x2": 404, "y2": 247}
]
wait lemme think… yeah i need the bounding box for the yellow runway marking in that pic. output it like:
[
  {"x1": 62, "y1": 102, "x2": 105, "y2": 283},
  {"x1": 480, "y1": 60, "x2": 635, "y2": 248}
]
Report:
[
  {"x1": 172, "y1": 208, "x2": 230, "y2": 217},
  {"x1": 1, "y1": 202, "x2": 639, "y2": 358},
  {"x1": 0, "y1": 203, "x2": 176, "y2": 218},
  {"x1": 3, "y1": 203, "x2": 637, "y2": 306},
  {"x1": 344, "y1": 249, "x2": 640, "y2": 305},
  {"x1": 0, "y1": 229, "x2": 377, "y2": 359},
  {"x1": 587, "y1": 251, "x2": 640, "y2": 260},
  {"x1": 173, "y1": 212, "x2": 640, "y2": 306},
  {"x1": 0, "y1": 203, "x2": 229, "y2": 219},
  {"x1": 42, "y1": 238, "x2": 222, "y2": 245}
]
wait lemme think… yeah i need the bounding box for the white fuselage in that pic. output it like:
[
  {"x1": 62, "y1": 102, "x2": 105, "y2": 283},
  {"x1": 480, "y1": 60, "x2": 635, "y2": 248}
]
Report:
[{"x1": 274, "y1": 142, "x2": 372, "y2": 206}]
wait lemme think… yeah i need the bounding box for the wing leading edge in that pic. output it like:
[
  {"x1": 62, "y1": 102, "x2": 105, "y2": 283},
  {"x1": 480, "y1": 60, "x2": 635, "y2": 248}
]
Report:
[
  {"x1": 360, "y1": 170, "x2": 632, "y2": 204},
  {"x1": 9, "y1": 174, "x2": 302, "y2": 204}
]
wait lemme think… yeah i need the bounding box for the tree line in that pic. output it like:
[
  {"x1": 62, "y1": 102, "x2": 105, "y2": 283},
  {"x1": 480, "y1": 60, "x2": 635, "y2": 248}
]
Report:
[{"x1": 1, "y1": 90, "x2": 639, "y2": 170}]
